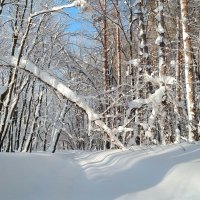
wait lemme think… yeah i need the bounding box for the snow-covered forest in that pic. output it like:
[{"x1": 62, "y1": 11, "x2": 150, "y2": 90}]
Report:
[
  {"x1": 1, "y1": 0, "x2": 200, "y2": 199},
  {"x1": 0, "y1": 0, "x2": 199, "y2": 152}
]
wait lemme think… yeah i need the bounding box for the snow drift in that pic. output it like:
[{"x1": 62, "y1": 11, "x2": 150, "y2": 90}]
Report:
[{"x1": 0, "y1": 143, "x2": 200, "y2": 200}]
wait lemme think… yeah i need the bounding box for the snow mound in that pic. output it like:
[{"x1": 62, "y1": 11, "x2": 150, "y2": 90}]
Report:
[{"x1": 0, "y1": 143, "x2": 200, "y2": 200}]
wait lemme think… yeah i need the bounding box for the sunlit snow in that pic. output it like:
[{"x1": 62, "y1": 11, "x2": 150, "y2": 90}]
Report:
[{"x1": 0, "y1": 143, "x2": 200, "y2": 200}]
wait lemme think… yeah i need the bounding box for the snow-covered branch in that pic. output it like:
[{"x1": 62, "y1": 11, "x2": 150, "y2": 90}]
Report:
[
  {"x1": 30, "y1": 0, "x2": 87, "y2": 18},
  {"x1": 144, "y1": 73, "x2": 176, "y2": 86},
  {"x1": 124, "y1": 86, "x2": 166, "y2": 126},
  {"x1": 0, "y1": 56, "x2": 125, "y2": 150},
  {"x1": 128, "y1": 86, "x2": 166, "y2": 110},
  {"x1": 0, "y1": 56, "x2": 99, "y2": 120}
]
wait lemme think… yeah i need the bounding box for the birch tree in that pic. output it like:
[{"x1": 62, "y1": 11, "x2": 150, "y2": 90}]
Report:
[{"x1": 180, "y1": 0, "x2": 198, "y2": 141}]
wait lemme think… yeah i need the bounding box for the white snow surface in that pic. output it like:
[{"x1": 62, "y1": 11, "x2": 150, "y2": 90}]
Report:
[{"x1": 0, "y1": 143, "x2": 200, "y2": 200}]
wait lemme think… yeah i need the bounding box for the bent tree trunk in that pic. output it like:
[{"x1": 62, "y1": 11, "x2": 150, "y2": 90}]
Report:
[{"x1": 0, "y1": 56, "x2": 126, "y2": 150}]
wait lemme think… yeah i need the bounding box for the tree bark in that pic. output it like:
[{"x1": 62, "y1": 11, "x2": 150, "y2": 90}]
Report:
[
  {"x1": 115, "y1": 0, "x2": 121, "y2": 85},
  {"x1": 103, "y1": 0, "x2": 110, "y2": 90},
  {"x1": 180, "y1": 0, "x2": 198, "y2": 141},
  {"x1": 156, "y1": 0, "x2": 166, "y2": 78}
]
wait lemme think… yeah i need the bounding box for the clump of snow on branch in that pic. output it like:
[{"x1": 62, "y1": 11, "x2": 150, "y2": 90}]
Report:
[
  {"x1": 124, "y1": 86, "x2": 167, "y2": 132},
  {"x1": 157, "y1": 23, "x2": 165, "y2": 34},
  {"x1": 154, "y1": 4, "x2": 164, "y2": 13},
  {"x1": 155, "y1": 35, "x2": 163, "y2": 45},
  {"x1": 128, "y1": 59, "x2": 141, "y2": 67},
  {"x1": 128, "y1": 86, "x2": 166, "y2": 110},
  {"x1": 73, "y1": 0, "x2": 87, "y2": 7},
  {"x1": 147, "y1": 86, "x2": 166, "y2": 105},
  {"x1": 144, "y1": 73, "x2": 176, "y2": 85}
]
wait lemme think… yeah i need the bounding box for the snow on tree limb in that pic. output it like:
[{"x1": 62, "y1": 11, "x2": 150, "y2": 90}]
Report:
[
  {"x1": 123, "y1": 86, "x2": 167, "y2": 133},
  {"x1": 144, "y1": 73, "x2": 176, "y2": 86},
  {"x1": 30, "y1": 0, "x2": 87, "y2": 17},
  {"x1": 127, "y1": 86, "x2": 166, "y2": 115},
  {"x1": 0, "y1": 57, "x2": 96, "y2": 117},
  {"x1": 0, "y1": 56, "x2": 126, "y2": 150}
]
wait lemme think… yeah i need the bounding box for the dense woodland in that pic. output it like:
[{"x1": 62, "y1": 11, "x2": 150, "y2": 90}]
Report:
[{"x1": 0, "y1": 0, "x2": 199, "y2": 152}]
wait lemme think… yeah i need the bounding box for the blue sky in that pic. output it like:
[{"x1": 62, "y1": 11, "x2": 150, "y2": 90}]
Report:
[
  {"x1": 54, "y1": 0, "x2": 84, "y2": 32},
  {"x1": 67, "y1": 7, "x2": 82, "y2": 32},
  {"x1": 54, "y1": 0, "x2": 93, "y2": 33},
  {"x1": 65, "y1": 6, "x2": 94, "y2": 33}
]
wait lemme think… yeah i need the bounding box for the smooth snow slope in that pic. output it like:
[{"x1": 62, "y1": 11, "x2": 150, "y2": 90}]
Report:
[{"x1": 0, "y1": 143, "x2": 200, "y2": 200}]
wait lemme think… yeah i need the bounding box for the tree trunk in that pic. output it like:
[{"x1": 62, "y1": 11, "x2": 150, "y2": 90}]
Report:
[
  {"x1": 175, "y1": 0, "x2": 182, "y2": 143},
  {"x1": 180, "y1": 0, "x2": 198, "y2": 141},
  {"x1": 115, "y1": 0, "x2": 121, "y2": 85},
  {"x1": 156, "y1": 0, "x2": 166, "y2": 78},
  {"x1": 103, "y1": 0, "x2": 110, "y2": 91}
]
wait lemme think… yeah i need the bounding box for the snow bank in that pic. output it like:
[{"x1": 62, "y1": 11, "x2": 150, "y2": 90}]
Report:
[{"x1": 0, "y1": 143, "x2": 200, "y2": 200}]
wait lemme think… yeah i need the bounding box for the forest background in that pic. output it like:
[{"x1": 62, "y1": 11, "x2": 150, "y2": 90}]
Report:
[{"x1": 0, "y1": 0, "x2": 199, "y2": 153}]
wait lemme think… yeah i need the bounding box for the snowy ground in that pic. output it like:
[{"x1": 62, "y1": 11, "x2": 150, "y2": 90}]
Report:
[{"x1": 0, "y1": 143, "x2": 200, "y2": 200}]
